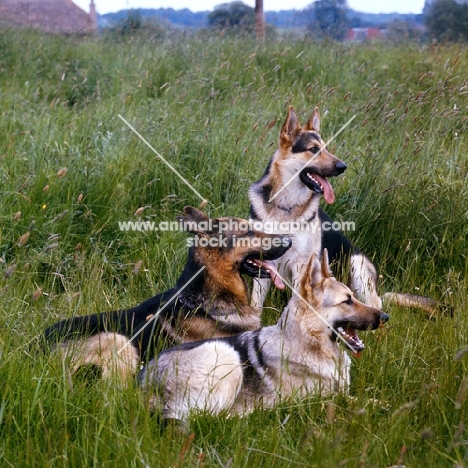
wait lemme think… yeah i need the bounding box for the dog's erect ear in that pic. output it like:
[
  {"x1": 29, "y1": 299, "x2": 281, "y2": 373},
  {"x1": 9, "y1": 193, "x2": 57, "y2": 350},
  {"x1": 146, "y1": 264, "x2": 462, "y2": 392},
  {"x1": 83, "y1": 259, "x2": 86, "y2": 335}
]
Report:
[
  {"x1": 181, "y1": 206, "x2": 209, "y2": 223},
  {"x1": 304, "y1": 107, "x2": 321, "y2": 132},
  {"x1": 309, "y1": 252, "x2": 324, "y2": 289},
  {"x1": 320, "y1": 248, "x2": 332, "y2": 279},
  {"x1": 299, "y1": 253, "x2": 319, "y2": 298},
  {"x1": 280, "y1": 106, "x2": 301, "y2": 147},
  {"x1": 307, "y1": 248, "x2": 331, "y2": 290},
  {"x1": 178, "y1": 206, "x2": 213, "y2": 234}
]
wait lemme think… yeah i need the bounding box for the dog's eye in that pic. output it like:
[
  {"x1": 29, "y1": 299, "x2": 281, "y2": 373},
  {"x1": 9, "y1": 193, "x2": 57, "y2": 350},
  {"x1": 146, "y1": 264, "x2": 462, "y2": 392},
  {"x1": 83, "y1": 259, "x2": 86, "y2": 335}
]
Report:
[
  {"x1": 343, "y1": 295, "x2": 353, "y2": 305},
  {"x1": 246, "y1": 230, "x2": 255, "y2": 236},
  {"x1": 309, "y1": 146, "x2": 320, "y2": 154}
]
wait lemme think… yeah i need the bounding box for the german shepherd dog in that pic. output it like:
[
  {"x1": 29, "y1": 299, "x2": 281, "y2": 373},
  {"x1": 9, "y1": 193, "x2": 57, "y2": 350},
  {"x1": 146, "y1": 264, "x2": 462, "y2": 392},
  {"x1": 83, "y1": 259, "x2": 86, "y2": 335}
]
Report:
[
  {"x1": 248, "y1": 105, "x2": 375, "y2": 308},
  {"x1": 249, "y1": 106, "x2": 439, "y2": 314},
  {"x1": 138, "y1": 249, "x2": 389, "y2": 422},
  {"x1": 43, "y1": 206, "x2": 292, "y2": 380}
]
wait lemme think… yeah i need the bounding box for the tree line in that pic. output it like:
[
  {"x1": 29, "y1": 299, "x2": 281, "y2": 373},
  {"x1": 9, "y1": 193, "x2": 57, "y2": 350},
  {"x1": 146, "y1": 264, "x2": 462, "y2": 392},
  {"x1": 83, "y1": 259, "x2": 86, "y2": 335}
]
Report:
[{"x1": 101, "y1": 0, "x2": 468, "y2": 43}]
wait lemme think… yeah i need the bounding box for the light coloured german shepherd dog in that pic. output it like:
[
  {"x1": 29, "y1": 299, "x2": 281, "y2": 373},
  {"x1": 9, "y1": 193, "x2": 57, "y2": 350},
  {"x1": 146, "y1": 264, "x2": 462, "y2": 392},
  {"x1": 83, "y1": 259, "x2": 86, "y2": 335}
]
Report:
[
  {"x1": 249, "y1": 105, "x2": 440, "y2": 314},
  {"x1": 138, "y1": 249, "x2": 389, "y2": 422}
]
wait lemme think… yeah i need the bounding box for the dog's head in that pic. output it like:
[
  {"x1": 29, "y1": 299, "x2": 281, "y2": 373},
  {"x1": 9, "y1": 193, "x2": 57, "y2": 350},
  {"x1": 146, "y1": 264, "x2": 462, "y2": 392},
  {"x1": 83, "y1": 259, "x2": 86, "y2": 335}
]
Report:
[
  {"x1": 179, "y1": 206, "x2": 292, "y2": 289},
  {"x1": 276, "y1": 106, "x2": 347, "y2": 204},
  {"x1": 295, "y1": 249, "x2": 388, "y2": 356}
]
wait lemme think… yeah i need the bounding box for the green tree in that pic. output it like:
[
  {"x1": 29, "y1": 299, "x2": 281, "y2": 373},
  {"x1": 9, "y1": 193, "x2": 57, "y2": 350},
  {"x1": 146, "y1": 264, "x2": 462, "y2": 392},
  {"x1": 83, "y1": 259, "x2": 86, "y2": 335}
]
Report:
[
  {"x1": 309, "y1": 0, "x2": 349, "y2": 41},
  {"x1": 387, "y1": 20, "x2": 422, "y2": 43},
  {"x1": 208, "y1": 2, "x2": 255, "y2": 31},
  {"x1": 107, "y1": 10, "x2": 167, "y2": 40},
  {"x1": 425, "y1": 0, "x2": 468, "y2": 42}
]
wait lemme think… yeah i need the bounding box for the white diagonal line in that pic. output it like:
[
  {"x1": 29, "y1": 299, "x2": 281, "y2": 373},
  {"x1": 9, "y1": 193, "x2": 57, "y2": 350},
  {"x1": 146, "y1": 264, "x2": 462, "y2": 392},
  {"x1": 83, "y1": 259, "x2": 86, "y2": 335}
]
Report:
[
  {"x1": 117, "y1": 266, "x2": 206, "y2": 355},
  {"x1": 118, "y1": 114, "x2": 208, "y2": 204},
  {"x1": 273, "y1": 270, "x2": 358, "y2": 353},
  {"x1": 269, "y1": 115, "x2": 356, "y2": 202}
]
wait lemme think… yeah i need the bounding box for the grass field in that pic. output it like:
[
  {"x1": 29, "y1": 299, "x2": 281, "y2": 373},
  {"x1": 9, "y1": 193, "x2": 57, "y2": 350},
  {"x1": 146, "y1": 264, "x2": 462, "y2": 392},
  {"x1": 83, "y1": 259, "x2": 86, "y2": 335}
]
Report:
[{"x1": 0, "y1": 28, "x2": 467, "y2": 467}]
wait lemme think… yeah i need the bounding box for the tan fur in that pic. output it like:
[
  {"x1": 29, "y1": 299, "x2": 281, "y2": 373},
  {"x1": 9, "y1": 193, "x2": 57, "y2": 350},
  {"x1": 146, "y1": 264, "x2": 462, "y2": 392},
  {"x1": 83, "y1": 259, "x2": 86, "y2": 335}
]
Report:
[
  {"x1": 59, "y1": 333, "x2": 139, "y2": 381},
  {"x1": 381, "y1": 292, "x2": 440, "y2": 314},
  {"x1": 194, "y1": 245, "x2": 252, "y2": 307},
  {"x1": 160, "y1": 310, "x2": 262, "y2": 344},
  {"x1": 139, "y1": 250, "x2": 389, "y2": 421}
]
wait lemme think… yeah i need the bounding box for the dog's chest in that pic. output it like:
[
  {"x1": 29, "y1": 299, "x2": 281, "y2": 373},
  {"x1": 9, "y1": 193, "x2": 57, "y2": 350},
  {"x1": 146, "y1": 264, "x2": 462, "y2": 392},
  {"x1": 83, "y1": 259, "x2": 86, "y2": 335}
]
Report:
[
  {"x1": 280, "y1": 348, "x2": 351, "y2": 395},
  {"x1": 291, "y1": 227, "x2": 321, "y2": 252},
  {"x1": 274, "y1": 227, "x2": 322, "y2": 278}
]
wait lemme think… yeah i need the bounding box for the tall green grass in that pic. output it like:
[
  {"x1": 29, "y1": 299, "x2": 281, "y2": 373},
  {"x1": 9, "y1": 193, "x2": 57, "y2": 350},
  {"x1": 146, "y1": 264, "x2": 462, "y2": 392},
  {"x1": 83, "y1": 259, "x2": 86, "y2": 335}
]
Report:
[{"x1": 0, "y1": 29, "x2": 467, "y2": 466}]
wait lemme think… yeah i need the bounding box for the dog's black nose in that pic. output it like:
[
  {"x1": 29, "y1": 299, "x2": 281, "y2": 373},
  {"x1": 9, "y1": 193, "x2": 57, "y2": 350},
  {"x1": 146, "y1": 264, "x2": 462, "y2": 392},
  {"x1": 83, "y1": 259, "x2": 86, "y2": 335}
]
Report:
[
  {"x1": 335, "y1": 161, "x2": 347, "y2": 174},
  {"x1": 380, "y1": 312, "x2": 389, "y2": 323}
]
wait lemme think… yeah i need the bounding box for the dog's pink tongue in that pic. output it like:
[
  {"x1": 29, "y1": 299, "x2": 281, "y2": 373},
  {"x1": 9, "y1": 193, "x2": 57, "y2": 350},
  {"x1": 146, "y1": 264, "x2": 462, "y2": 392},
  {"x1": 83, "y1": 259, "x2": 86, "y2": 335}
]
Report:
[
  {"x1": 253, "y1": 260, "x2": 285, "y2": 290},
  {"x1": 314, "y1": 174, "x2": 335, "y2": 204}
]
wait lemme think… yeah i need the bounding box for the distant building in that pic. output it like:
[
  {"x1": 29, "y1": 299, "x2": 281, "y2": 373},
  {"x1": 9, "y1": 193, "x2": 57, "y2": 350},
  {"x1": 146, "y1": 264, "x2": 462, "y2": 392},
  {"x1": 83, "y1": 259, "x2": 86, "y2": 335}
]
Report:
[
  {"x1": 0, "y1": 0, "x2": 98, "y2": 34},
  {"x1": 346, "y1": 27, "x2": 385, "y2": 42}
]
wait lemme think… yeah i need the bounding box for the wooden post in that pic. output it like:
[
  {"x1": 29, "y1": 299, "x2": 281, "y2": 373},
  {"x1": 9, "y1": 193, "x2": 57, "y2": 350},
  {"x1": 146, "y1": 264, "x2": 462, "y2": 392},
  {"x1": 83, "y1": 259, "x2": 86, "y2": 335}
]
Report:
[
  {"x1": 89, "y1": 0, "x2": 98, "y2": 33},
  {"x1": 255, "y1": 0, "x2": 265, "y2": 43}
]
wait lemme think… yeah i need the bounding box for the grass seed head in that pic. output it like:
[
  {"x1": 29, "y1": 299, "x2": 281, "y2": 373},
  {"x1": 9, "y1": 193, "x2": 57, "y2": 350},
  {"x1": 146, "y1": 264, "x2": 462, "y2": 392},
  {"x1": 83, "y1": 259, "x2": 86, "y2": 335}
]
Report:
[
  {"x1": 32, "y1": 287, "x2": 43, "y2": 301},
  {"x1": 57, "y1": 167, "x2": 68, "y2": 178},
  {"x1": 17, "y1": 231, "x2": 30, "y2": 247}
]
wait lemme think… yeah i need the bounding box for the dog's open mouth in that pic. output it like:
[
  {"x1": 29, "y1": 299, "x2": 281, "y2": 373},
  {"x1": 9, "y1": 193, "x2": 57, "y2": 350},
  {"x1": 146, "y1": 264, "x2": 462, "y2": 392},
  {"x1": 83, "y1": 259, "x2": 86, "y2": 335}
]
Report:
[
  {"x1": 241, "y1": 258, "x2": 285, "y2": 290},
  {"x1": 336, "y1": 326, "x2": 365, "y2": 356},
  {"x1": 299, "y1": 168, "x2": 335, "y2": 204},
  {"x1": 333, "y1": 311, "x2": 389, "y2": 357}
]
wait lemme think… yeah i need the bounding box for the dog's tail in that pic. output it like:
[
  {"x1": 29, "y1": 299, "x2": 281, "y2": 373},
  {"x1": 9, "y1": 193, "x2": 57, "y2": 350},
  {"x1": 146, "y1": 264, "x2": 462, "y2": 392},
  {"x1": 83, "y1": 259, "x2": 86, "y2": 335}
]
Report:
[
  {"x1": 40, "y1": 313, "x2": 140, "y2": 381},
  {"x1": 42, "y1": 309, "x2": 127, "y2": 349},
  {"x1": 382, "y1": 292, "x2": 452, "y2": 316},
  {"x1": 58, "y1": 332, "x2": 140, "y2": 381}
]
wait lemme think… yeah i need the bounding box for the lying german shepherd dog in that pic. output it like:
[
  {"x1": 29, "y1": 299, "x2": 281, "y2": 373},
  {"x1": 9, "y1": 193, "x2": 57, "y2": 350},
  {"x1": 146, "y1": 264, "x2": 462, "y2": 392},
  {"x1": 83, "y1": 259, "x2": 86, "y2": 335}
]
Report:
[
  {"x1": 43, "y1": 206, "x2": 292, "y2": 380},
  {"x1": 138, "y1": 249, "x2": 389, "y2": 422},
  {"x1": 249, "y1": 105, "x2": 440, "y2": 313}
]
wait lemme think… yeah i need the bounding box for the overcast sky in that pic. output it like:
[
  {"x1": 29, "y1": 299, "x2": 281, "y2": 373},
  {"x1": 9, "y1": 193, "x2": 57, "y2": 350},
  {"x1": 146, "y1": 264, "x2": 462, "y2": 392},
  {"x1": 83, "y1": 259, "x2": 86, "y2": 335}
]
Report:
[{"x1": 76, "y1": 0, "x2": 426, "y2": 15}]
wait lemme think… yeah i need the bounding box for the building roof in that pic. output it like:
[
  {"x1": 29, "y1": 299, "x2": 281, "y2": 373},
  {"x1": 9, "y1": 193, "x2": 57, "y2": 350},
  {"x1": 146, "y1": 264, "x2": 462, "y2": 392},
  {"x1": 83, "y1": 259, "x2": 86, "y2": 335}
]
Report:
[{"x1": 0, "y1": 0, "x2": 97, "y2": 34}]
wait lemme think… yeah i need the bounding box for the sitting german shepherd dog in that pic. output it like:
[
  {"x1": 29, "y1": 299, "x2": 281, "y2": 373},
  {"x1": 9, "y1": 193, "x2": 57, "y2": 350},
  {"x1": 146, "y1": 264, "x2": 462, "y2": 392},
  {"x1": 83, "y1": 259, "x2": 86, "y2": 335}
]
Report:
[
  {"x1": 249, "y1": 106, "x2": 439, "y2": 313},
  {"x1": 138, "y1": 249, "x2": 389, "y2": 422},
  {"x1": 43, "y1": 206, "x2": 291, "y2": 380}
]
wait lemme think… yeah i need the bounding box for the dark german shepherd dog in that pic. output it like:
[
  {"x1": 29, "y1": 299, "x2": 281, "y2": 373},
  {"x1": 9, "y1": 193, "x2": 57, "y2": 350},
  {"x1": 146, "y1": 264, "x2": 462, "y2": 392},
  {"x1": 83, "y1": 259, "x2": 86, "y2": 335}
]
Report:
[{"x1": 43, "y1": 206, "x2": 291, "y2": 380}]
